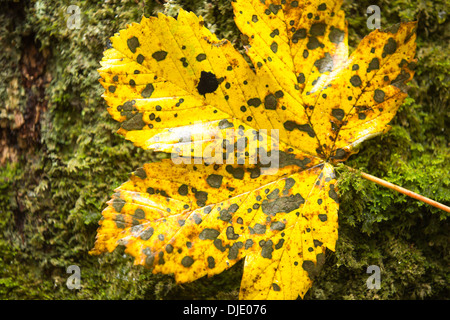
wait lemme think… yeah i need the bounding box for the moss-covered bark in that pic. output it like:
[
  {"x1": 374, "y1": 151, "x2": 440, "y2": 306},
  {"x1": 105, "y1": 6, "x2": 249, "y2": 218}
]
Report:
[{"x1": 1, "y1": 0, "x2": 448, "y2": 299}]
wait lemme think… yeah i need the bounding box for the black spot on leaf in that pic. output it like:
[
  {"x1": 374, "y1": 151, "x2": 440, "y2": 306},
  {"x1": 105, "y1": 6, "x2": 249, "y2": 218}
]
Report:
[{"x1": 197, "y1": 71, "x2": 219, "y2": 96}]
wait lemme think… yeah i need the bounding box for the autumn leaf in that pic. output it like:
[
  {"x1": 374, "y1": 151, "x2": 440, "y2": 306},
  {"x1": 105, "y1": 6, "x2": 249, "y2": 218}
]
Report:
[{"x1": 90, "y1": 0, "x2": 416, "y2": 300}]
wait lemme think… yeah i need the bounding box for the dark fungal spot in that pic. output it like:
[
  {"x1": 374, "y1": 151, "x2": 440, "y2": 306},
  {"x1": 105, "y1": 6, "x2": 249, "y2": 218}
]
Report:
[
  {"x1": 165, "y1": 244, "x2": 174, "y2": 254},
  {"x1": 193, "y1": 213, "x2": 202, "y2": 225},
  {"x1": 317, "y1": 198, "x2": 323, "y2": 205},
  {"x1": 228, "y1": 243, "x2": 241, "y2": 260},
  {"x1": 114, "y1": 214, "x2": 126, "y2": 229},
  {"x1": 225, "y1": 165, "x2": 245, "y2": 179},
  {"x1": 121, "y1": 113, "x2": 146, "y2": 131},
  {"x1": 214, "y1": 239, "x2": 227, "y2": 252},
  {"x1": 328, "y1": 26, "x2": 345, "y2": 44},
  {"x1": 145, "y1": 254, "x2": 155, "y2": 267},
  {"x1": 382, "y1": 37, "x2": 397, "y2": 57},
  {"x1": 127, "y1": 36, "x2": 140, "y2": 53},
  {"x1": 247, "y1": 97, "x2": 262, "y2": 107},
  {"x1": 270, "y1": 221, "x2": 285, "y2": 231},
  {"x1": 197, "y1": 71, "x2": 219, "y2": 96},
  {"x1": 181, "y1": 256, "x2": 194, "y2": 268},
  {"x1": 248, "y1": 167, "x2": 261, "y2": 179},
  {"x1": 229, "y1": 204, "x2": 239, "y2": 213},
  {"x1": 292, "y1": 28, "x2": 307, "y2": 43},
  {"x1": 310, "y1": 23, "x2": 326, "y2": 37},
  {"x1": 219, "y1": 209, "x2": 232, "y2": 222},
  {"x1": 264, "y1": 93, "x2": 278, "y2": 110},
  {"x1": 252, "y1": 15, "x2": 258, "y2": 23},
  {"x1": 158, "y1": 251, "x2": 165, "y2": 265},
  {"x1": 134, "y1": 167, "x2": 147, "y2": 179},
  {"x1": 178, "y1": 219, "x2": 185, "y2": 227},
  {"x1": 371, "y1": 47, "x2": 376, "y2": 53},
  {"x1": 180, "y1": 57, "x2": 188, "y2": 67},
  {"x1": 303, "y1": 49, "x2": 309, "y2": 59},
  {"x1": 250, "y1": 223, "x2": 266, "y2": 235},
  {"x1": 278, "y1": 151, "x2": 311, "y2": 169},
  {"x1": 206, "y1": 174, "x2": 223, "y2": 188},
  {"x1": 207, "y1": 256, "x2": 215, "y2": 268},
  {"x1": 204, "y1": 206, "x2": 212, "y2": 214},
  {"x1": 374, "y1": 89, "x2": 385, "y2": 103},
  {"x1": 318, "y1": 3, "x2": 327, "y2": 10},
  {"x1": 332, "y1": 148, "x2": 346, "y2": 160},
  {"x1": 108, "y1": 85, "x2": 116, "y2": 93},
  {"x1": 199, "y1": 228, "x2": 220, "y2": 240},
  {"x1": 262, "y1": 193, "x2": 305, "y2": 216},
  {"x1": 367, "y1": 57, "x2": 380, "y2": 72},
  {"x1": 318, "y1": 214, "x2": 327, "y2": 222},
  {"x1": 314, "y1": 239, "x2": 323, "y2": 247},
  {"x1": 275, "y1": 238, "x2": 284, "y2": 250},
  {"x1": 178, "y1": 184, "x2": 188, "y2": 196},
  {"x1": 226, "y1": 226, "x2": 239, "y2": 240},
  {"x1": 350, "y1": 75, "x2": 362, "y2": 87},
  {"x1": 136, "y1": 54, "x2": 144, "y2": 64},
  {"x1": 329, "y1": 184, "x2": 339, "y2": 203},
  {"x1": 331, "y1": 109, "x2": 345, "y2": 121},
  {"x1": 134, "y1": 208, "x2": 145, "y2": 219},
  {"x1": 307, "y1": 12, "x2": 313, "y2": 19},
  {"x1": 352, "y1": 64, "x2": 359, "y2": 71},
  {"x1": 270, "y1": 42, "x2": 278, "y2": 54},
  {"x1": 283, "y1": 177, "x2": 296, "y2": 194},
  {"x1": 314, "y1": 52, "x2": 333, "y2": 73},
  {"x1": 283, "y1": 121, "x2": 316, "y2": 138},
  {"x1": 297, "y1": 73, "x2": 305, "y2": 84},
  {"x1": 196, "y1": 53, "x2": 206, "y2": 62},
  {"x1": 307, "y1": 37, "x2": 321, "y2": 50},
  {"x1": 383, "y1": 23, "x2": 400, "y2": 34},
  {"x1": 194, "y1": 190, "x2": 208, "y2": 207},
  {"x1": 269, "y1": 3, "x2": 281, "y2": 14},
  {"x1": 112, "y1": 197, "x2": 125, "y2": 213},
  {"x1": 141, "y1": 83, "x2": 154, "y2": 98},
  {"x1": 358, "y1": 112, "x2": 367, "y2": 120},
  {"x1": 112, "y1": 75, "x2": 118, "y2": 82},
  {"x1": 272, "y1": 283, "x2": 281, "y2": 291},
  {"x1": 291, "y1": 1, "x2": 298, "y2": 7},
  {"x1": 218, "y1": 119, "x2": 233, "y2": 129},
  {"x1": 245, "y1": 239, "x2": 253, "y2": 250},
  {"x1": 152, "y1": 50, "x2": 168, "y2": 62},
  {"x1": 140, "y1": 227, "x2": 154, "y2": 241},
  {"x1": 261, "y1": 240, "x2": 274, "y2": 259},
  {"x1": 270, "y1": 29, "x2": 280, "y2": 38},
  {"x1": 237, "y1": 217, "x2": 244, "y2": 224},
  {"x1": 301, "y1": 260, "x2": 317, "y2": 278}
]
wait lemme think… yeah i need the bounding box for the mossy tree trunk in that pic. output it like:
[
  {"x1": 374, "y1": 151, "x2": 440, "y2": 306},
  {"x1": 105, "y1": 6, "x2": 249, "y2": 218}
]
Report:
[{"x1": 0, "y1": 0, "x2": 448, "y2": 299}]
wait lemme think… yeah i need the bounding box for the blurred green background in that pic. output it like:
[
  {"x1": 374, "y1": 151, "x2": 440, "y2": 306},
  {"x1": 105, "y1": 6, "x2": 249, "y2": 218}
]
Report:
[{"x1": 0, "y1": 0, "x2": 448, "y2": 299}]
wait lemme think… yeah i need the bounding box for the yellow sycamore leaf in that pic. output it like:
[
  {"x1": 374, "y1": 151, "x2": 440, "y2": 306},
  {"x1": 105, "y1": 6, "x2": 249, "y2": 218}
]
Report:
[{"x1": 91, "y1": 0, "x2": 417, "y2": 299}]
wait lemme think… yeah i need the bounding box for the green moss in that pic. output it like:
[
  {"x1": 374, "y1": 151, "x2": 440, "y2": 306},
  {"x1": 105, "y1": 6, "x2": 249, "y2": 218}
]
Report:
[{"x1": 0, "y1": 0, "x2": 448, "y2": 299}]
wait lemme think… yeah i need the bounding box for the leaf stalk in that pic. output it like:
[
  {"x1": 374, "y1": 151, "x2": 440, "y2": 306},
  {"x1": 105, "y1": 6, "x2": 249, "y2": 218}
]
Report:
[{"x1": 345, "y1": 166, "x2": 450, "y2": 213}]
